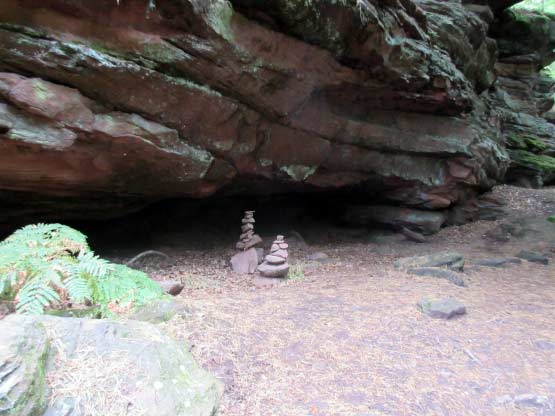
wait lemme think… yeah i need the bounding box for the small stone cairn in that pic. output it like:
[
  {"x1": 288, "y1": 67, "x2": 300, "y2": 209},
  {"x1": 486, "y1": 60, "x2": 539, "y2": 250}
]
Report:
[
  {"x1": 257, "y1": 235, "x2": 290, "y2": 278},
  {"x1": 236, "y1": 211, "x2": 262, "y2": 250},
  {"x1": 230, "y1": 211, "x2": 262, "y2": 274}
]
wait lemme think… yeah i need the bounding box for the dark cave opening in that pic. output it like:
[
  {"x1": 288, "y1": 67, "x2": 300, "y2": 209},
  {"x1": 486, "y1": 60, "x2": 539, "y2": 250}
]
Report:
[{"x1": 76, "y1": 190, "x2": 388, "y2": 258}]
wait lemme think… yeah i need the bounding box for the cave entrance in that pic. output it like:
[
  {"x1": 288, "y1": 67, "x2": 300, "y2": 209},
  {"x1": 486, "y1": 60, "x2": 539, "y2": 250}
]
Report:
[{"x1": 72, "y1": 190, "x2": 393, "y2": 262}]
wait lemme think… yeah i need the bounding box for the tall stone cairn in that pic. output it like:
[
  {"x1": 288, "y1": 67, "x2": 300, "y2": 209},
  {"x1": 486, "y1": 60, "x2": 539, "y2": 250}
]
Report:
[
  {"x1": 257, "y1": 235, "x2": 290, "y2": 278},
  {"x1": 236, "y1": 211, "x2": 262, "y2": 251}
]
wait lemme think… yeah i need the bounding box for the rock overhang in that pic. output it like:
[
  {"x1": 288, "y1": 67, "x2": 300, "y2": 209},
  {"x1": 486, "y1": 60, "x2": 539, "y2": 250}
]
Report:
[{"x1": 0, "y1": 0, "x2": 516, "y2": 221}]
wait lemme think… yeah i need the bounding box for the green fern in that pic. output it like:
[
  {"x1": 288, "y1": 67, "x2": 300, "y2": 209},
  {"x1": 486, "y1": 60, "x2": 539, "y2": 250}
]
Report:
[{"x1": 0, "y1": 223, "x2": 164, "y2": 315}]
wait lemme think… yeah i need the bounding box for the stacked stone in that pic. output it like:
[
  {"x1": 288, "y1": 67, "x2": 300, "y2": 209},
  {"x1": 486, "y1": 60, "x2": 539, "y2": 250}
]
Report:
[
  {"x1": 236, "y1": 211, "x2": 262, "y2": 251},
  {"x1": 257, "y1": 235, "x2": 289, "y2": 278}
]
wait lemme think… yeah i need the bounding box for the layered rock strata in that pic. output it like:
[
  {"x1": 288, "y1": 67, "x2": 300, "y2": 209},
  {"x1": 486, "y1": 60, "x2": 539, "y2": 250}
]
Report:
[{"x1": 0, "y1": 0, "x2": 514, "y2": 221}]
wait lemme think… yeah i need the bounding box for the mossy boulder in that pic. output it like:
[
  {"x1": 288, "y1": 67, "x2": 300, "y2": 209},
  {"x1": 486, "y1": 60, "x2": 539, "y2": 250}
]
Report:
[
  {"x1": 0, "y1": 316, "x2": 50, "y2": 416},
  {"x1": 0, "y1": 315, "x2": 222, "y2": 416}
]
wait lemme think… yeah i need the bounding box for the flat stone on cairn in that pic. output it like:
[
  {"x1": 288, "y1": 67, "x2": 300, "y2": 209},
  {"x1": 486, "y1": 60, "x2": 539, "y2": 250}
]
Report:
[
  {"x1": 231, "y1": 211, "x2": 262, "y2": 274},
  {"x1": 258, "y1": 235, "x2": 290, "y2": 278}
]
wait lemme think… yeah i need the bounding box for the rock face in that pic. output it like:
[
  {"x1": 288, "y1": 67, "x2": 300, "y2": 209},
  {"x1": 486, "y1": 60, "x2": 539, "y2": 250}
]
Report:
[
  {"x1": 0, "y1": 0, "x2": 517, "y2": 221},
  {"x1": 0, "y1": 315, "x2": 222, "y2": 416},
  {"x1": 343, "y1": 205, "x2": 446, "y2": 235},
  {"x1": 489, "y1": 8, "x2": 555, "y2": 187}
]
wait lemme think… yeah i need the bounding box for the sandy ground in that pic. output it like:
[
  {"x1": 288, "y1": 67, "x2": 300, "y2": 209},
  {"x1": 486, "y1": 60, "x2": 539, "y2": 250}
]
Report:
[{"x1": 132, "y1": 185, "x2": 555, "y2": 415}]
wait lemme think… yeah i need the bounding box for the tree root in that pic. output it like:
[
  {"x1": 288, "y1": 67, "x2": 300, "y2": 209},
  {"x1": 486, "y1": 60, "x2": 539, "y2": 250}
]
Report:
[{"x1": 125, "y1": 250, "x2": 170, "y2": 266}]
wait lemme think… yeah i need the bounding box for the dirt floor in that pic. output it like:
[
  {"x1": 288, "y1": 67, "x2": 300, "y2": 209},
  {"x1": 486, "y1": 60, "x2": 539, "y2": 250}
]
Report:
[{"x1": 124, "y1": 185, "x2": 555, "y2": 415}]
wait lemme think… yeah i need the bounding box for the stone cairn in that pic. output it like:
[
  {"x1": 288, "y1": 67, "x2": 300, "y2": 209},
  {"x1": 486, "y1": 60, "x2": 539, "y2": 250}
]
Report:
[
  {"x1": 257, "y1": 235, "x2": 290, "y2": 278},
  {"x1": 230, "y1": 211, "x2": 262, "y2": 274},
  {"x1": 236, "y1": 211, "x2": 262, "y2": 250}
]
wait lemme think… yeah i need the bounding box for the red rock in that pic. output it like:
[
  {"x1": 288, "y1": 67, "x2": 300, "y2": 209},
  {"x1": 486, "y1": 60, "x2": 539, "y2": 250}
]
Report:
[{"x1": 0, "y1": 0, "x2": 516, "y2": 222}]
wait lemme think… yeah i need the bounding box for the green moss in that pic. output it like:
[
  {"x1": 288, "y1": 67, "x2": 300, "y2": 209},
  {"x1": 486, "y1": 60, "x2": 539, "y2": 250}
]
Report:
[
  {"x1": 33, "y1": 81, "x2": 55, "y2": 101},
  {"x1": 506, "y1": 133, "x2": 547, "y2": 151},
  {"x1": 207, "y1": 0, "x2": 235, "y2": 41},
  {"x1": 46, "y1": 306, "x2": 101, "y2": 318},
  {"x1": 11, "y1": 322, "x2": 50, "y2": 416},
  {"x1": 0, "y1": 23, "x2": 48, "y2": 38},
  {"x1": 140, "y1": 41, "x2": 188, "y2": 64},
  {"x1": 280, "y1": 164, "x2": 317, "y2": 181},
  {"x1": 511, "y1": 150, "x2": 555, "y2": 172},
  {"x1": 506, "y1": 133, "x2": 528, "y2": 149},
  {"x1": 524, "y1": 135, "x2": 548, "y2": 151}
]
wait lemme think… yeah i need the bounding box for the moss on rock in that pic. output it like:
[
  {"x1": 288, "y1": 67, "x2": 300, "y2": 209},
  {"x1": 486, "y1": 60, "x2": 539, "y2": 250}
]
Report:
[
  {"x1": 506, "y1": 133, "x2": 548, "y2": 151},
  {"x1": 510, "y1": 149, "x2": 555, "y2": 172}
]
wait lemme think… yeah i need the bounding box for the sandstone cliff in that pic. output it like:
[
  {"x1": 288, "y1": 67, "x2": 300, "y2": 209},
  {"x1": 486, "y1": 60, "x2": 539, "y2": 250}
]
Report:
[{"x1": 0, "y1": 0, "x2": 552, "y2": 222}]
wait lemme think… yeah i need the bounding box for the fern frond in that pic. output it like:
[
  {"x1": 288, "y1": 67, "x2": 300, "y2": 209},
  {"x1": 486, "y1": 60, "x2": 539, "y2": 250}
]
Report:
[
  {"x1": 1, "y1": 223, "x2": 164, "y2": 315},
  {"x1": 65, "y1": 275, "x2": 92, "y2": 303},
  {"x1": 76, "y1": 251, "x2": 112, "y2": 278},
  {"x1": 16, "y1": 280, "x2": 60, "y2": 315}
]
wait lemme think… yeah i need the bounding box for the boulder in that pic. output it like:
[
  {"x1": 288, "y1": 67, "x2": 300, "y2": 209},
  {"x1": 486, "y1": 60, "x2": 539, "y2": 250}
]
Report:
[
  {"x1": 0, "y1": 315, "x2": 222, "y2": 416},
  {"x1": 418, "y1": 298, "x2": 467, "y2": 319},
  {"x1": 395, "y1": 251, "x2": 465, "y2": 272},
  {"x1": 230, "y1": 248, "x2": 259, "y2": 274},
  {"x1": 0, "y1": 316, "x2": 49, "y2": 416},
  {"x1": 343, "y1": 205, "x2": 447, "y2": 235},
  {"x1": 129, "y1": 298, "x2": 189, "y2": 323}
]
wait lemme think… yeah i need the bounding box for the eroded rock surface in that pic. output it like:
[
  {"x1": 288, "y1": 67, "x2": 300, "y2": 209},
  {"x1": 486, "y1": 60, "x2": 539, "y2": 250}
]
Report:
[
  {"x1": 0, "y1": 315, "x2": 221, "y2": 416},
  {"x1": 490, "y1": 8, "x2": 555, "y2": 187},
  {"x1": 0, "y1": 0, "x2": 516, "y2": 221}
]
